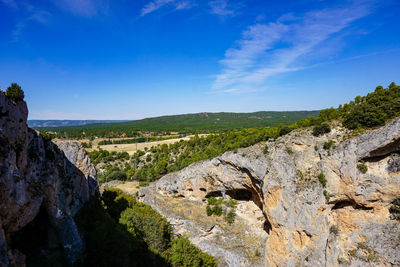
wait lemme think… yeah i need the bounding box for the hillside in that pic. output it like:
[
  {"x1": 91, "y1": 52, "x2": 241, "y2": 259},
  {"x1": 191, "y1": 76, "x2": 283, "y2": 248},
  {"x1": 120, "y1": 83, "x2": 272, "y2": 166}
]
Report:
[
  {"x1": 38, "y1": 111, "x2": 320, "y2": 139},
  {"x1": 28, "y1": 120, "x2": 127, "y2": 127}
]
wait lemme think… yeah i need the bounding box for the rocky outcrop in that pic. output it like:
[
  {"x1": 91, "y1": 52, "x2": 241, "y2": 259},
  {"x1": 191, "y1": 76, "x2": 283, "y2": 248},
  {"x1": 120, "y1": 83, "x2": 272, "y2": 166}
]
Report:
[
  {"x1": 139, "y1": 119, "x2": 400, "y2": 266},
  {"x1": 0, "y1": 92, "x2": 98, "y2": 266}
]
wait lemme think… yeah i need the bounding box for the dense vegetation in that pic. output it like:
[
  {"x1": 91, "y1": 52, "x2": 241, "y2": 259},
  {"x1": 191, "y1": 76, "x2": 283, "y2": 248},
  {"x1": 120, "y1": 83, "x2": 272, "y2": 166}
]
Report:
[
  {"x1": 89, "y1": 83, "x2": 400, "y2": 185},
  {"x1": 91, "y1": 127, "x2": 286, "y2": 183},
  {"x1": 75, "y1": 188, "x2": 216, "y2": 266},
  {"x1": 340, "y1": 82, "x2": 400, "y2": 129},
  {"x1": 37, "y1": 111, "x2": 320, "y2": 139},
  {"x1": 98, "y1": 135, "x2": 183, "y2": 145}
]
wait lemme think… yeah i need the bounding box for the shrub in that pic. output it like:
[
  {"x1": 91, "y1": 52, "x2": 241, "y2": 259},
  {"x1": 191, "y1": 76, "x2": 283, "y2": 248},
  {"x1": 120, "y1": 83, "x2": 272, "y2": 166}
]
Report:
[
  {"x1": 285, "y1": 146, "x2": 293, "y2": 155},
  {"x1": 167, "y1": 236, "x2": 217, "y2": 267},
  {"x1": 102, "y1": 188, "x2": 136, "y2": 221},
  {"x1": 139, "y1": 181, "x2": 149, "y2": 187},
  {"x1": 206, "y1": 205, "x2": 213, "y2": 216},
  {"x1": 312, "y1": 123, "x2": 331, "y2": 137},
  {"x1": 106, "y1": 170, "x2": 127, "y2": 181},
  {"x1": 120, "y1": 204, "x2": 172, "y2": 253},
  {"x1": 278, "y1": 126, "x2": 292, "y2": 136},
  {"x1": 318, "y1": 173, "x2": 327, "y2": 187},
  {"x1": 323, "y1": 190, "x2": 330, "y2": 202},
  {"x1": 357, "y1": 163, "x2": 368, "y2": 174},
  {"x1": 81, "y1": 142, "x2": 92, "y2": 148},
  {"x1": 389, "y1": 199, "x2": 400, "y2": 221},
  {"x1": 225, "y1": 210, "x2": 235, "y2": 224},
  {"x1": 263, "y1": 145, "x2": 269, "y2": 155},
  {"x1": 5, "y1": 83, "x2": 24, "y2": 101},
  {"x1": 323, "y1": 140, "x2": 335, "y2": 150},
  {"x1": 212, "y1": 205, "x2": 223, "y2": 216},
  {"x1": 226, "y1": 199, "x2": 237, "y2": 208}
]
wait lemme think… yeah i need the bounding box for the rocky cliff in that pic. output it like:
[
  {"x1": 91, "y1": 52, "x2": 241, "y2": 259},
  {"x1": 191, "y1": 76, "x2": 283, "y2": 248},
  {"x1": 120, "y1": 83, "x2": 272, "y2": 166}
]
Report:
[
  {"x1": 139, "y1": 119, "x2": 400, "y2": 266},
  {"x1": 0, "y1": 91, "x2": 98, "y2": 266}
]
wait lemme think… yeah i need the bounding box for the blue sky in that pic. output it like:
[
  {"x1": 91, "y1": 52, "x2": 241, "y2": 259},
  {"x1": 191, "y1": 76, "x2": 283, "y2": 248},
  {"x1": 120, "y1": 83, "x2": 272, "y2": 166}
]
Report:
[{"x1": 0, "y1": 0, "x2": 399, "y2": 120}]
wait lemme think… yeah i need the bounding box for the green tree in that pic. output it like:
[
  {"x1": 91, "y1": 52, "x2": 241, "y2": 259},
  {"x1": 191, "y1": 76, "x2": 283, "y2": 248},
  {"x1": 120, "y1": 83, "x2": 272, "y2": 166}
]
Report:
[
  {"x1": 167, "y1": 236, "x2": 217, "y2": 267},
  {"x1": 6, "y1": 83, "x2": 24, "y2": 101},
  {"x1": 120, "y1": 204, "x2": 172, "y2": 253}
]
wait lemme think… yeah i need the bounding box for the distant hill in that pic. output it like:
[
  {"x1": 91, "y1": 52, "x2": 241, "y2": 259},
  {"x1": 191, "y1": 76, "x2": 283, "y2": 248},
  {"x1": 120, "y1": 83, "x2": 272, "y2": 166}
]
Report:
[
  {"x1": 38, "y1": 111, "x2": 320, "y2": 139},
  {"x1": 28, "y1": 120, "x2": 128, "y2": 127}
]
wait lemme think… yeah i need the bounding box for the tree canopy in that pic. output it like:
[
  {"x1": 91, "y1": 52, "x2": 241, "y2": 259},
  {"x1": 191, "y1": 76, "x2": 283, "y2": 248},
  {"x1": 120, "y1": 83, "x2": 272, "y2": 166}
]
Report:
[{"x1": 5, "y1": 83, "x2": 25, "y2": 102}]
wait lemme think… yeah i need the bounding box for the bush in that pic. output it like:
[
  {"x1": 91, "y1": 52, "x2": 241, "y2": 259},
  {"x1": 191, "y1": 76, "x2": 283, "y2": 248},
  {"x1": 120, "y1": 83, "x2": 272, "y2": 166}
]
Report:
[
  {"x1": 225, "y1": 210, "x2": 235, "y2": 224},
  {"x1": 318, "y1": 173, "x2": 327, "y2": 187},
  {"x1": 167, "y1": 236, "x2": 217, "y2": 267},
  {"x1": 5, "y1": 83, "x2": 24, "y2": 101},
  {"x1": 212, "y1": 205, "x2": 223, "y2": 216},
  {"x1": 357, "y1": 163, "x2": 368, "y2": 174},
  {"x1": 206, "y1": 205, "x2": 213, "y2": 216},
  {"x1": 323, "y1": 190, "x2": 330, "y2": 202},
  {"x1": 120, "y1": 204, "x2": 172, "y2": 253},
  {"x1": 263, "y1": 145, "x2": 269, "y2": 155},
  {"x1": 81, "y1": 141, "x2": 92, "y2": 148},
  {"x1": 312, "y1": 123, "x2": 331, "y2": 137},
  {"x1": 102, "y1": 188, "x2": 136, "y2": 221},
  {"x1": 106, "y1": 170, "x2": 127, "y2": 181},
  {"x1": 323, "y1": 140, "x2": 335, "y2": 150},
  {"x1": 389, "y1": 199, "x2": 400, "y2": 221},
  {"x1": 207, "y1": 197, "x2": 217, "y2": 205}
]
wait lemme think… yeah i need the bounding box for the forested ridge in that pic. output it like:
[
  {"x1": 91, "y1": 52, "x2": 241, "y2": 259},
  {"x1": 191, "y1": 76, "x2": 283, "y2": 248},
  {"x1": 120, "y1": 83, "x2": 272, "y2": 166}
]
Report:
[{"x1": 38, "y1": 110, "x2": 320, "y2": 139}]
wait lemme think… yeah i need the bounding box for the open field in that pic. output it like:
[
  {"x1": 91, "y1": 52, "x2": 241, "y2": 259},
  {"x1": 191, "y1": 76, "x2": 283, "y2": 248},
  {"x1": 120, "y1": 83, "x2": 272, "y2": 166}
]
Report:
[
  {"x1": 101, "y1": 181, "x2": 141, "y2": 195},
  {"x1": 88, "y1": 134, "x2": 208, "y2": 155}
]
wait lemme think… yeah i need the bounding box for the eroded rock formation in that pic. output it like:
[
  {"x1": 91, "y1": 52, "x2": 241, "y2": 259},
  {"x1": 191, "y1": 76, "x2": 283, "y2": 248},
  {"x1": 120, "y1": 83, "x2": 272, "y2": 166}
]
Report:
[
  {"x1": 0, "y1": 92, "x2": 98, "y2": 266},
  {"x1": 139, "y1": 119, "x2": 400, "y2": 266}
]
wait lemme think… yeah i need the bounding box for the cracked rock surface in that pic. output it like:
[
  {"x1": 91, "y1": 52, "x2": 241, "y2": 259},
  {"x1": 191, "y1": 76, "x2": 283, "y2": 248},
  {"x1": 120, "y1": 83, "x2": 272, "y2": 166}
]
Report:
[{"x1": 139, "y1": 119, "x2": 400, "y2": 266}]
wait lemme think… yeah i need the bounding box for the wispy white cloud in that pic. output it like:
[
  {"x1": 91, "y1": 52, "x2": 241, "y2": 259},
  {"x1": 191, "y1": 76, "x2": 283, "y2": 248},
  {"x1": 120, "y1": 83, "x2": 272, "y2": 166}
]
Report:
[
  {"x1": 140, "y1": 0, "x2": 194, "y2": 16},
  {"x1": 51, "y1": 0, "x2": 109, "y2": 17},
  {"x1": 12, "y1": 7, "x2": 51, "y2": 41},
  {"x1": 209, "y1": 0, "x2": 236, "y2": 16},
  {"x1": 212, "y1": 1, "x2": 376, "y2": 93}
]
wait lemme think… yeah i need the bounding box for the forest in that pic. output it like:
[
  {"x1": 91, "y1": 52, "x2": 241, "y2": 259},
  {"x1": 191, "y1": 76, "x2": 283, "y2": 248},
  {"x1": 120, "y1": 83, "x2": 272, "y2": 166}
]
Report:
[{"x1": 37, "y1": 110, "x2": 320, "y2": 139}]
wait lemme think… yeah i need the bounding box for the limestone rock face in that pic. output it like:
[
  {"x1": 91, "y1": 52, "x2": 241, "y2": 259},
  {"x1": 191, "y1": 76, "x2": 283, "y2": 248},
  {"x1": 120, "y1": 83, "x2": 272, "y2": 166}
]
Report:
[
  {"x1": 139, "y1": 119, "x2": 400, "y2": 266},
  {"x1": 0, "y1": 92, "x2": 98, "y2": 266}
]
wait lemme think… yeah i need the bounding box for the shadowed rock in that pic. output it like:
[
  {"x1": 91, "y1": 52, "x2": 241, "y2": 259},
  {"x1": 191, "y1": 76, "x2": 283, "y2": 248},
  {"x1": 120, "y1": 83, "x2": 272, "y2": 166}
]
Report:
[{"x1": 0, "y1": 91, "x2": 98, "y2": 266}]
